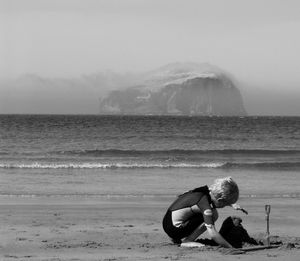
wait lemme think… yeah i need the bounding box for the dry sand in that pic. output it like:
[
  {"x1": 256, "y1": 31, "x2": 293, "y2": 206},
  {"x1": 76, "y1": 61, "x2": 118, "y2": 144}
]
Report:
[{"x1": 0, "y1": 196, "x2": 299, "y2": 261}]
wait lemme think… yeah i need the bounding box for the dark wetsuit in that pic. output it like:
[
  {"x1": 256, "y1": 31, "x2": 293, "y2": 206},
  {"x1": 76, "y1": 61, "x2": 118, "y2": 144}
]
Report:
[{"x1": 162, "y1": 186, "x2": 216, "y2": 243}]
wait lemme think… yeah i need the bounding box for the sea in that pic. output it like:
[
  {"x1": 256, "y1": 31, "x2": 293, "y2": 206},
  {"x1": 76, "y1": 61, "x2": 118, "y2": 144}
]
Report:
[{"x1": 0, "y1": 115, "x2": 299, "y2": 200}]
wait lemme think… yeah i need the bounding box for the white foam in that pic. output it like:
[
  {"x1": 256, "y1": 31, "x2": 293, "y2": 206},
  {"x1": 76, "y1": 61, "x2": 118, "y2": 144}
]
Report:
[{"x1": 0, "y1": 162, "x2": 226, "y2": 169}]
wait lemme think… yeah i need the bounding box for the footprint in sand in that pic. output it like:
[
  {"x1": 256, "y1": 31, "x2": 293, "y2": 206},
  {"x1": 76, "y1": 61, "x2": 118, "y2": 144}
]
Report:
[
  {"x1": 32, "y1": 221, "x2": 42, "y2": 227},
  {"x1": 60, "y1": 225, "x2": 69, "y2": 229},
  {"x1": 4, "y1": 255, "x2": 18, "y2": 258},
  {"x1": 16, "y1": 237, "x2": 27, "y2": 241}
]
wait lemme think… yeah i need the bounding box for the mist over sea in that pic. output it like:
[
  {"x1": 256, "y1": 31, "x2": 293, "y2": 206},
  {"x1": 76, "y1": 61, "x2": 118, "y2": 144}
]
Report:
[{"x1": 0, "y1": 115, "x2": 299, "y2": 199}]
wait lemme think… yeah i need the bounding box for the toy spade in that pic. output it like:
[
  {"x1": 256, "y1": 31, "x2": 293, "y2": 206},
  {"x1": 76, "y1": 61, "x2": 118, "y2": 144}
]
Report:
[
  {"x1": 234, "y1": 205, "x2": 279, "y2": 254},
  {"x1": 265, "y1": 204, "x2": 271, "y2": 246}
]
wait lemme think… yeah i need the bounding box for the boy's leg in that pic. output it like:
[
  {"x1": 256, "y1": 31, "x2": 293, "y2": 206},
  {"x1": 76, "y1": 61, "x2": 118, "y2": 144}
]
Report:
[
  {"x1": 182, "y1": 223, "x2": 206, "y2": 242},
  {"x1": 182, "y1": 208, "x2": 218, "y2": 243}
]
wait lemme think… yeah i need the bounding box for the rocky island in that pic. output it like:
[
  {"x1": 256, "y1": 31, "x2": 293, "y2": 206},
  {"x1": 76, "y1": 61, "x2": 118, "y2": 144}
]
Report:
[{"x1": 99, "y1": 63, "x2": 247, "y2": 116}]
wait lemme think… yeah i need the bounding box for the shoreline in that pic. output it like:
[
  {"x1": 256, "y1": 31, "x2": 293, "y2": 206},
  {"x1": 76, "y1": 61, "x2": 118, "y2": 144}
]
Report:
[{"x1": 1, "y1": 196, "x2": 299, "y2": 260}]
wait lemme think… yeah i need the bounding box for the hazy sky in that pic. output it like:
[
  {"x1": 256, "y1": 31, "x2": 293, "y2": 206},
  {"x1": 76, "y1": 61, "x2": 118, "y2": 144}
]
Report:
[
  {"x1": 1, "y1": 0, "x2": 300, "y2": 83},
  {"x1": 1, "y1": 0, "x2": 300, "y2": 115}
]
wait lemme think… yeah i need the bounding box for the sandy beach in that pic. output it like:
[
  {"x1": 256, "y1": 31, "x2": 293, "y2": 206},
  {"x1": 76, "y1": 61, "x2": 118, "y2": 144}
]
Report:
[
  {"x1": 0, "y1": 196, "x2": 299, "y2": 261},
  {"x1": 1, "y1": 0, "x2": 300, "y2": 258}
]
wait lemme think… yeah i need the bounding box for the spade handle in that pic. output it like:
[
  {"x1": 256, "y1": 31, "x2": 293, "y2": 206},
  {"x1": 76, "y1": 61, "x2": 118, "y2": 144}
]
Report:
[
  {"x1": 265, "y1": 204, "x2": 271, "y2": 246},
  {"x1": 265, "y1": 204, "x2": 271, "y2": 215}
]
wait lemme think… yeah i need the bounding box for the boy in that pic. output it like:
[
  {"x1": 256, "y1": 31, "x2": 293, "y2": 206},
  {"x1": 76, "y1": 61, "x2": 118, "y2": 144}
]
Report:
[{"x1": 162, "y1": 177, "x2": 241, "y2": 248}]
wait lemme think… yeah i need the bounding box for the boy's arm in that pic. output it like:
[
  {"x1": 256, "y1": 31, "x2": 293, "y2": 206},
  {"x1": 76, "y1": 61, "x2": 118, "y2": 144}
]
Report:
[
  {"x1": 197, "y1": 197, "x2": 233, "y2": 248},
  {"x1": 205, "y1": 224, "x2": 233, "y2": 248}
]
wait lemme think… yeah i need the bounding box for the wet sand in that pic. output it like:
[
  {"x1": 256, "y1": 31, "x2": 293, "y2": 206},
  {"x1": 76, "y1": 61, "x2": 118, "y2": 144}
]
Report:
[{"x1": 0, "y1": 196, "x2": 299, "y2": 261}]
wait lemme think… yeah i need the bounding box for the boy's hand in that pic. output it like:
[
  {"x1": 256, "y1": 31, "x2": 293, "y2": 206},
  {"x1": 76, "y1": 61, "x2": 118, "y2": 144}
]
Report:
[{"x1": 231, "y1": 204, "x2": 248, "y2": 215}]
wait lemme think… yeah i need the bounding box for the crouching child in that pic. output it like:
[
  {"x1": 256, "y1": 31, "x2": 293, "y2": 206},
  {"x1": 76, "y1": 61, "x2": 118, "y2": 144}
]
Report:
[{"x1": 162, "y1": 177, "x2": 239, "y2": 248}]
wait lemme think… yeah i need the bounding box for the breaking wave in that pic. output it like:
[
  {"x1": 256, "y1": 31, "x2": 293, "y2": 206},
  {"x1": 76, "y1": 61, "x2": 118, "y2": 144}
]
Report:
[
  {"x1": 0, "y1": 162, "x2": 226, "y2": 169},
  {"x1": 1, "y1": 161, "x2": 299, "y2": 169}
]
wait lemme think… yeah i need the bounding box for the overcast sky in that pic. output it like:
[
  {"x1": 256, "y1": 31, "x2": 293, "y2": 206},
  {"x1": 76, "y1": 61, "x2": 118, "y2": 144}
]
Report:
[
  {"x1": 1, "y1": 0, "x2": 300, "y2": 115},
  {"x1": 1, "y1": 0, "x2": 300, "y2": 82}
]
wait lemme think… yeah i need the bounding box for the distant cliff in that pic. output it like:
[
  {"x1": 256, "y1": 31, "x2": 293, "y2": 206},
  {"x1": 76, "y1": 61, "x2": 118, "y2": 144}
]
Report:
[
  {"x1": 99, "y1": 63, "x2": 247, "y2": 116},
  {"x1": 0, "y1": 62, "x2": 247, "y2": 115}
]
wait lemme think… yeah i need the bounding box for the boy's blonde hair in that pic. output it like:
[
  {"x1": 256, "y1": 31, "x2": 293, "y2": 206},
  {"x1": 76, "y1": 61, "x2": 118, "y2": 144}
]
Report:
[{"x1": 209, "y1": 177, "x2": 239, "y2": 205}]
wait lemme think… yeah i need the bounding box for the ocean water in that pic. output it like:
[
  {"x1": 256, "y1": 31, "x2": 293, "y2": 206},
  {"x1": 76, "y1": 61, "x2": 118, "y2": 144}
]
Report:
[{"x1": 0, "y1": 115, "x2": 299, "y2": 199}]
